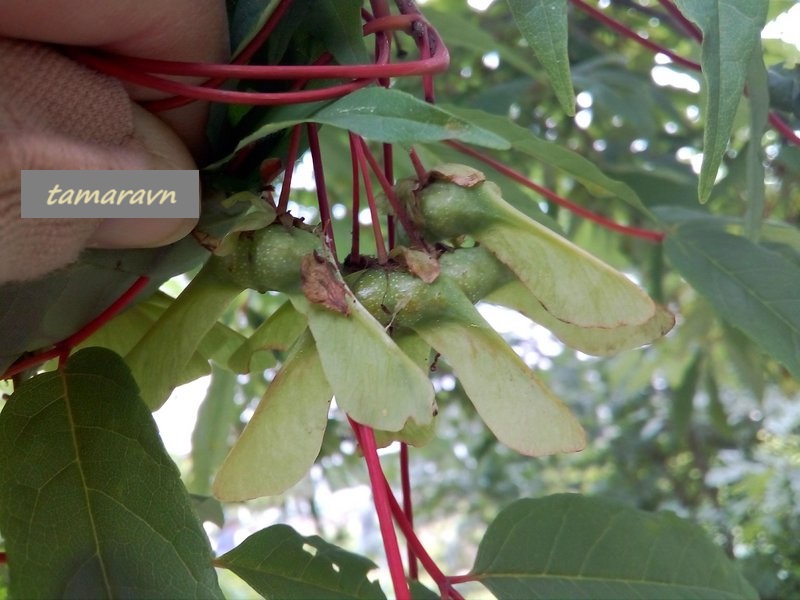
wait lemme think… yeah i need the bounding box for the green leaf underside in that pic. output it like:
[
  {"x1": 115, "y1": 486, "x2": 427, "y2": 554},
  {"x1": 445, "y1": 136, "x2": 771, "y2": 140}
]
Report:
[
  {"x1": 471, "y1": 494, "x2": 758, "y2": 600},
  {"x1": 125, "y1": 265, "x2": 243, "y2": 410},
  {"x1": 80, "y1": 291, "x2": 245, "y2": 376},
  {"x1": 672, "y1": 0, "x2": 768, "y2": 201},
  {"x1": 437, "y1": 105, "x2": 647, "y2": 213},
  {"x1": 507, "y1": 0, "x2": 575, "y2": 115},
  {"x1": 480, "y1": 220, "x2": 655, "y2": 328},
  {"x1": 190, "y1": 366, "x2": 242, "y2": 496},
  {"x1": 665, "y1": 223, "x2": 800, "y2": 379},
  {"x1": 487, "y1": 280, "x2": 674, "y2": 356},
  {"x1": 0, "y1": 348, "x2": 222, "y2": 599},
  {"x1": 216, "y1": 525, "x2": 385, "y2": 599},
  {"x1": 410, "y1": 277, "x2": 585, "y2": 456},
  {"x1": 228, "y1": 299, "x2": 307, "y2": 373},
  {"x1": 373, "y1": 332, "x2": 437, "y2": 448},
  {"x1": 744, "y1": 50, "x2": 770, "y2": 240},
  {"x1": 237, "y1": 87, "x2": 510, "y2": 151},
  {"x1": 214, "y1": 331, "x2": 331, "y2": 501},
  {"x1": 298, "y1": 293, "x2": 437, "y2": 433}
]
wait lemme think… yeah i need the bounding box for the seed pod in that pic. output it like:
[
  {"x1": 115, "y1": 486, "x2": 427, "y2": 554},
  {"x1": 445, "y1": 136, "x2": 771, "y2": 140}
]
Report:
[
  {"x1": 399, "y1": 164, "x2": 662, "y2": 330},
  {"x1": 211, "y1": 224, "x2": 323, "y2": 294}
]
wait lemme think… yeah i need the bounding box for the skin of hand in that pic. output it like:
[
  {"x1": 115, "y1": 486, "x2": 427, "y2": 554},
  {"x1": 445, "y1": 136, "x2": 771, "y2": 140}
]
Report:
[{"x1": 0, "y1": 0, "x2": 229, "y2": 251}]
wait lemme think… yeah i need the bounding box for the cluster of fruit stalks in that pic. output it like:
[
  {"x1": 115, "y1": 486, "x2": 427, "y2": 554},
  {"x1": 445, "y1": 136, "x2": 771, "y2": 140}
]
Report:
[{"x1": 3, "y1": 1, "x2": 799, "y2": 598}]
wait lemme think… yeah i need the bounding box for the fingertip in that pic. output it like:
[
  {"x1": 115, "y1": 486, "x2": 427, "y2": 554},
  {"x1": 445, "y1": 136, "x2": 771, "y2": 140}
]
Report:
[{"x1": 87, "y1": 217, "x2": 197, "y2": 249}]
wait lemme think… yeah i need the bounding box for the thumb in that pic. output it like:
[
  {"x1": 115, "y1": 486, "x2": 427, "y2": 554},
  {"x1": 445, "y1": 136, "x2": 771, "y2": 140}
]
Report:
[{"x1": 86, "y1": 103, "x2": 199, "y2": 249}]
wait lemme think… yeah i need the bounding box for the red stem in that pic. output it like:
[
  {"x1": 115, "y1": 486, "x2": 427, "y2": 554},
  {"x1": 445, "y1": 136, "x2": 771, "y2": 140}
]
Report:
[
  {"x1": 232, "y1": 0, "x2": 295, "y2": 66},
  {"x1": 349, "y1": 419, "x2": 410, "y2": 600},
  {"x1": 418, "y1": 21, "x2": 436, "y2": 103},
  {"x1": 307, "y1": 124, "x2": 338, "y2": 258},
  {"x1": 446, "y1": 574, "x2": 476, "y2": 586},
  {"x1": 399, "y1": 443, "x2": 418, "y2": 580},
  {"x1": 383, "y1": 477, "x2": 465, "y2": 600},
  {"x1": 656, "y1": 0, "x2": 702, "y2": 41},
  {"x1": 769, "y1": 113, "x2": 800, "y2": 146},
  {"x1": 2, "y1": 276, "x2": 151, "y2": 380},
  {"x1": 109, "y1": 15, "x2": 430, "y2": 80},
  {"x1": 569, "y1": 0, "x2": 699, "y2": 71},
  {"x1": 348, "y1": 133, "x2": 362, "y2": 262},
  {"x1": 0, "y1": 552, "x2": 6, "y2": 564},
  {"x1": 447, "y1": 140, "x2": 665, "y2": 242},
  {"x1": 359, "y1": 139, "x2": 424, "y2": 248},
  {"x1": 383, "y1": 144, "x2": 396, "y2": 248},
  {"x1": 353, "y1": 137, "x2": 389, "y2": 263},
  {"x1": 370, "y1": 0, "x2": 393, "y2": 89},
  {"x1": 67, "y1": 13, "x2": 447, "y2": 110},
  {"x1": 370, "y1": 0, "x2": 391, "y2": 19},
  {"x1": 68, "y1": 52, "x2": 376, "y2": 106},
  {"x1": 408, "y1": 148, "x2": 428, "y2": 185},
  {"x1": 276, "y1": 125, "x2": 303, "y2": 214},
  {"x1": 572, "y1": 0, "x2": 800, "y2": 148}
]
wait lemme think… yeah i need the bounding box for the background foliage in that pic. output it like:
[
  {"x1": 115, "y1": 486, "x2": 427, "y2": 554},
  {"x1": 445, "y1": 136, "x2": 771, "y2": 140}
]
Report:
[{"x1": 1, "y1": 0, "x2": 799, "y2": 598}]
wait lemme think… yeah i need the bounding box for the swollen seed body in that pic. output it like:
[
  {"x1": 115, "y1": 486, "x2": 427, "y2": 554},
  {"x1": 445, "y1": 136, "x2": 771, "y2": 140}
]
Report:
[
  {"x1": 347, "y1": 247, "x2": 511, "y2": 328},
  {"x1": 212, "y1": 225, "x2": 322, "y2": 294},
  {"x1": 398, "y1": 164, "x2": 499, "y2": 240},
  {"x1": 411, "y1": 180, "x2": 494, "y2": 239}
]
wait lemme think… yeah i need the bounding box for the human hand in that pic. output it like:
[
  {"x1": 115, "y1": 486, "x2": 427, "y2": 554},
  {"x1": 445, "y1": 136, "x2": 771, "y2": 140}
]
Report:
[{"x1": 0, "y1": 0, "x2": 229, "y2": 283}]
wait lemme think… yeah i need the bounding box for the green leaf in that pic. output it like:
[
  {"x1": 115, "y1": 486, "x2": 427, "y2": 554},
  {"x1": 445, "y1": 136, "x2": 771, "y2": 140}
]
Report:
[
  {"x1": 229, "y1": 300, "x2": 307, "y2": 373},
  {"x1": 744, "y1": 49, "x2": 770, "y2": 241},
  {"x1": 665, "y1": 222, "x2": 800, "y2": 379},
  {"x1": 373, "y1": 333, "x2": 437, "y2": 448},
  {"x1": 80, "y1": 291, "x2": 246, "y2": 375},
  {"x1": 720, "y1": 325, "x2": 765, "y2": 400},
  {"x1": 0, "y1": 348, "x2": 222, "y2": 599},
  {"x1": 507, "y1": 0, "x2": 575, "y2": 115},
  {"x1": 704, "y1": 368, "x2": 733, "y2": 435},
  {"x1": 424, "y1": 7, "x2": 542, "y2": 79},
  {"x1": 481, "y1": 216, "x2": 656, "y2": 328},
  {"x1": 216, "y1": 525, "x2": 386, "y2": 599},
  {"x1": 294, "y1": 290, "x2": 437, "y2": 433},
  {"x1": 213, "y1": 331, "x2": 332, "y2": 500},
  {"x1": 229, "y1": 0, "x2": 281, "y2": 56},
  {"x1": 486, "y1": 279, "x2": 674, "y2": 356},
  {"x1": 304, "y1": 0, "x2": 367, "y2": 66},
  {"x1": 0, "y1": 268, "x2": 143, "y2": 376},
  {"x1": 189, "y1": 365, "x2": 244, "y2": 495},
  {"x1": 409, "y1": 277, "x2": 585, "y2": 457},
  {"x1": 672, "y1": 351, "x2": 703, "y2": 443},
  {"x1": 0, "y1": 191, "x2": 244, "y2": 375},
  {"x1": 470, "y1": 494, "x2": 758, "y2": 599},
  {"x1": 238, "y1": 88, "x2": 511, "y2": 151},
  {"x1": 438, "y1": 105, "x2": 648, "y2": 214},
  {"x1": 125, "y1": 265, "x2": 243, "y2": 410},
  {"x1": 672, "y1": 0, "x2": 769, "y2": 201},
  {"x1": 767, "y1": 64, "x2": 800, "y2": 118},
  {"x1": 409, "y1": 580, "x2": 440, "y2": 599},
  {"x1": 190, "y1": 494, "x2": 226, "y2": 528}
]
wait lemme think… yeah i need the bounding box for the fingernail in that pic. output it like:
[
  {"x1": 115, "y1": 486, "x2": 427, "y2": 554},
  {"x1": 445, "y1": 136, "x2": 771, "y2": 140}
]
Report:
[{"x1": 87, "y1": 218, "x2": 197, "y2": 249}]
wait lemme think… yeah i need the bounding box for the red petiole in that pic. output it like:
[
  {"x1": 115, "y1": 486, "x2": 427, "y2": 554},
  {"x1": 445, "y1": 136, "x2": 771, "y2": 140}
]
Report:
[
  {"x1": 446, "y1": 140, "x2": 665, "y2": 242},
  {"x1": 349, "y1": 419, "x2": 411, "y2": 600},
  {"x1": 352, "y1": 135, "x2": 389, "y2": 263},
  {"x1": 1, "y1": 276, "x2": 151, "y2": 380}
]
